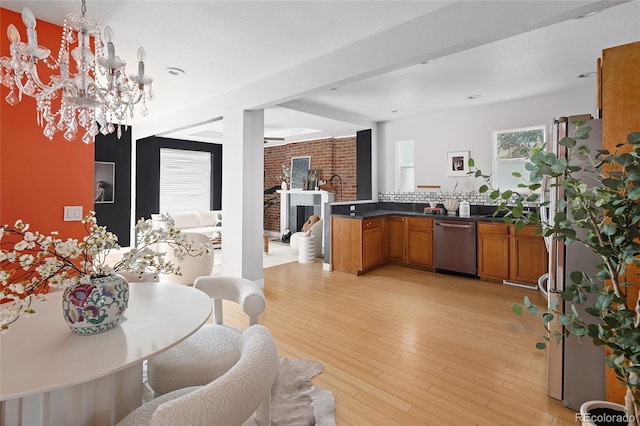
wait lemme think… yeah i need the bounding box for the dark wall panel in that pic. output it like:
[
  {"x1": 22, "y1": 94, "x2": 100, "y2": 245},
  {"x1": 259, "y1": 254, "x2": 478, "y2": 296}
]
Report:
[
  {"x1": 356, "y1": 129, "x2": 372, "y2": 200},
  {"x1": 136, "y1": 136, "x2": 222, "y2": 221},
  {"x1": 94, "y1": 127, "x2": 132, "y2": 247}
]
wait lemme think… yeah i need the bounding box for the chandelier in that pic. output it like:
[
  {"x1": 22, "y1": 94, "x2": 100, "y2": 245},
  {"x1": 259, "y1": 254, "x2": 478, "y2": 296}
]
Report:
[{"x1": 0, "y1": 0, "x2": 154, "y2": 143}]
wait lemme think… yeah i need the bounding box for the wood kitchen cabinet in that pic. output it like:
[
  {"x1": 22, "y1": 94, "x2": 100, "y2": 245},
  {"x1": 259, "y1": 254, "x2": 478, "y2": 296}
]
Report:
[
  {"x1": 477, "y1": 222, "x2": 547, "y2": 285},
  {"x1": 331, "y1": 216, "x2": 383, "y2": 275},
  {"x1": 330, "y1": 216, "x2": 362, "y2": 275},
  {"x1": 510, "y1": 226, "x2": 547, "y2": 285},
  {"x1": 599, "y1": 41, "x2": 640, "y2": 404},
  {"x1": 386, "y1": 215, "x2": 406, "y2": 262},
  {"x1": 406, "y1": 217, "x2": 433, "y2": 268},
  {"x1": 362, "y1": 218, "x2": 383, "y2": 271},
  {"x1": 477, "y1": 222, "x2": 510, "y2": 281},
  {"x1": 332, "y1": 215, "x2": 433, "y2": 274}
]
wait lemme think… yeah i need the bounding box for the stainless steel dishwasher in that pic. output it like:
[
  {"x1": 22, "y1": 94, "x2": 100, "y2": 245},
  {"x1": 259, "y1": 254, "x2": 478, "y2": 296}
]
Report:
[{"x1": 434, "y1": 220, "x2": 477, "y2": 276}]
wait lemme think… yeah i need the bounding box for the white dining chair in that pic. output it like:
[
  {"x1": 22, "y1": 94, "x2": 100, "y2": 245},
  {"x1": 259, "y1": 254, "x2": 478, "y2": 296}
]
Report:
[
  {"x1": 146, "y1": 276, "x2": 266, "y2": 396},
  {"x1": 117, "y1": 325, "x2": 278, "y2": 426}
]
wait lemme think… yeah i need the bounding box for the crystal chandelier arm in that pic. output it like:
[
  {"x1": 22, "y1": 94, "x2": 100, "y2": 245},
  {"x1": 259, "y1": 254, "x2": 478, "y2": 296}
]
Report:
[
  {"x1": 28, "y1": 58, "x2": 68, "y2": 93},
  {"x1": 3, "y1": 0, "x2": 154, "y2": 142}
]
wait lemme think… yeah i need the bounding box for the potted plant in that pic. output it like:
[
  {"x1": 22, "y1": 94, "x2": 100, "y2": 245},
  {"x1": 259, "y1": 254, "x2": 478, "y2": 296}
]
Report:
[
  {"x1": 0, "y1": 211, "x2": 211, "y2": 334},
  {"x1": 468, "y1": 125, "x2": 640, "y2": 426}
]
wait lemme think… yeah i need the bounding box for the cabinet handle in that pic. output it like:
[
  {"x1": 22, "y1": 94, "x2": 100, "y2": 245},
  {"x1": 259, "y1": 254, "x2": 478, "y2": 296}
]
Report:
[{"x1": 436, "y1": 222, "x2": 474, "y2": 229}]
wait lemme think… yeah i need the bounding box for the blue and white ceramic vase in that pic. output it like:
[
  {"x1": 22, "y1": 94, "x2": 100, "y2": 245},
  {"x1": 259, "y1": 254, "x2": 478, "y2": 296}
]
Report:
[{"x1": 62, "y1": 274, "x2": 129, "y2": 335}]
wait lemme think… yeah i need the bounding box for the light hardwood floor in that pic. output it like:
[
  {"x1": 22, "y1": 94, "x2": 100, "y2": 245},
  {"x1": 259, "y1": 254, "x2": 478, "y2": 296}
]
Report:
[{"x1": 225, "y1": 260, "x2": 578, "y2": 425}]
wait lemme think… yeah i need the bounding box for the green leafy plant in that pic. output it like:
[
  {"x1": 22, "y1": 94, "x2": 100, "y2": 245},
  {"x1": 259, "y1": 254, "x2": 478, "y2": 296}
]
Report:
[{"x1": 469, "y1": 125, "x2": 640, "y2": 422}]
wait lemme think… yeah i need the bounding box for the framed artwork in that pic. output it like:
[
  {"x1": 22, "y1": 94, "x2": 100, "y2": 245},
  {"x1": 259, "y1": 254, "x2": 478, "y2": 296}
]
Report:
[
  {"x1": 94, "y1": 161, "x2": 115, "y2": 203},
  {"x1": 290, "y1": 156, "x2": 310, "y2": 189},
  {"x1": 307, "y1": 169, "x2": 320, "y2": 190},
  {"x1": 493, "y1": 125, "x2": 545, "y2": 191},
  {"x1": 447, "y1": 151, "x2": 469, "y2": 177}
]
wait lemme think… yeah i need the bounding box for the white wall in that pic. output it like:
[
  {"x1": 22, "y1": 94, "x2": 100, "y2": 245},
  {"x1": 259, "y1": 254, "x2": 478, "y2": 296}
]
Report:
[{"x1": 378, "y1": 86, "x2": 596, "y2": 195}]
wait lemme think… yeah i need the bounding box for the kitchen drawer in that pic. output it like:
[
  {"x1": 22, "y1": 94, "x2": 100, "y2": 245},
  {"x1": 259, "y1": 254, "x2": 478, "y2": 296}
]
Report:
[
  {"x1": 362, "y1": 218, "x2": 382, "y2": 230},
  {"x1": 478, "y1": 222, "x2": 509, "y2": 235},
  {"x1": 407, "y1": 217, "x2": 433, "y2": 228},
  {"x1": 510, "y1": 225, "x2": 542, "y2": 237}
]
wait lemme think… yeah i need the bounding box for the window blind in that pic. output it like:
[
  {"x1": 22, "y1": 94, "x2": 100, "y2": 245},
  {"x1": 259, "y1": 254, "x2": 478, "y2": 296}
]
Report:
[{"x1": 159, "y1": 148, "x2": 211, "y2": 213}]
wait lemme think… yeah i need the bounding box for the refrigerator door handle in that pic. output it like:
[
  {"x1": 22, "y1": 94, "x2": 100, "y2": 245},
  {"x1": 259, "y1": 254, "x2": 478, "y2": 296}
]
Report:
[
  {"x1": 538, "y1": 273, "x2": 549, "y2": 299},
  {"x1": 547, "y1": 291, "x2": 564, "y2": 401},
  {"x1": 540, "y1": 175, "x2": 551, "y2": 252}
]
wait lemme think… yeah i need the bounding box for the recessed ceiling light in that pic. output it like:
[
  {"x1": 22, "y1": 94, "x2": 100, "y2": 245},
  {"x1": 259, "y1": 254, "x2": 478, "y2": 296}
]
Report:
[
  {"x1": 578, "y1": 72, "x2": 597, "y2": 78},
  {"x1": 329, "y1": 87, "x2": 338, "y2": 91},
  {"x1": 420, "y1": 58, "x2": 436, "y2": 65},
  {"x1": 468, "y1": 95, "x2": 482, "y2": 100},
  {"x1": 166, "y1": 67, "x2": 185, "y2": 76},
  {"x1": 577, "y1": 10, "x2": 600, "y2": 19},
  {"x1": 391, "y1": 109, "x2": 402, "y2": 113}
]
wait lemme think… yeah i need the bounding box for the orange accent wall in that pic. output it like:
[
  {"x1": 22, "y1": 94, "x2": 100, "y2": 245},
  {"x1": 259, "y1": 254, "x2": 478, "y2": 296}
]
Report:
[{"x1": 1, "y1": 8, "x2": 93, "y2": 239}]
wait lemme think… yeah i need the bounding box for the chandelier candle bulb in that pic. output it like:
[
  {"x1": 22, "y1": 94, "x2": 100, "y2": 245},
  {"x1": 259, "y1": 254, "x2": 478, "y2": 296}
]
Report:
[
  {"x1": 137, "y1": 47, "x2": 145, "y2": 76},
  {"x1": 104, "y1": 26, "x2": 115, "y2": 58},
  {"x1": 22, "y1": 7, "x2": 36, "y2": 29},
  {"x1": 7, "y1": 25, "x2": 20, "y2": 44}
]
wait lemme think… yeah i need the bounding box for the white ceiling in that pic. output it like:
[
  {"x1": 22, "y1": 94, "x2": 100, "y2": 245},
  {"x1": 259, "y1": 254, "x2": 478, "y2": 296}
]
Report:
[{"x1": 2, "y1": 1, "x2": 639, "y2": 144}]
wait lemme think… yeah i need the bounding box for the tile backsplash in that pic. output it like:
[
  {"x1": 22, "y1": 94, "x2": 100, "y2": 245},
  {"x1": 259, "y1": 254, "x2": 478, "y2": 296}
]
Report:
[{"x1": 377, "y1": 191, "x2": 538, "y2": 207}]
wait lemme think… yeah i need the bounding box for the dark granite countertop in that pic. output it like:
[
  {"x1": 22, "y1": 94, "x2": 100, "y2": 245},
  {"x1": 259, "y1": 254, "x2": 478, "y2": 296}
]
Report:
[{"x1": 331, "y1": 211, "x2": 509, "y2": 223}]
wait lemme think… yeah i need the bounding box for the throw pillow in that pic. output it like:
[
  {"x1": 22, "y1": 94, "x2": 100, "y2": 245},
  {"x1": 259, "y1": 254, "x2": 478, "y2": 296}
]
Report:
[{"x1": 301, "y1": 215, "x2": 320, "y2": 232}]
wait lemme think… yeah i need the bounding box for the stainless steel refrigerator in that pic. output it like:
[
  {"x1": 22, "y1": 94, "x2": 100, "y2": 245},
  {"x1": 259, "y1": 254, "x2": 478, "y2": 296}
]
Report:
[{"x1": 538, "y1": 115, "x2": 605, "y2": 411}]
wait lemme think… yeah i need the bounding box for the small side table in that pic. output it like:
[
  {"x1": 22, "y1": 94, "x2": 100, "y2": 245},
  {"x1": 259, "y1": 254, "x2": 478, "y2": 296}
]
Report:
[
  {"x1": 263, "y1": 234, "x2": 269, "y2": 254},
  {"x1": 298, "y1": 235, "x2": 315, "y2": 264}
]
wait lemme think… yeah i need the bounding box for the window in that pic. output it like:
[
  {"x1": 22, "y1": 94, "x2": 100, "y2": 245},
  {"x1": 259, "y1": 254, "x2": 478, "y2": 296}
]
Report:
[
  {"x1": 160, "y1": 148, "x2": 211, "y2": 212},
  {"x1": 396, "y1": 140, "x2": 414, "y2": 192},
  {"x1": 493, "y1": 125, "x2": 545, "y2": 192}
]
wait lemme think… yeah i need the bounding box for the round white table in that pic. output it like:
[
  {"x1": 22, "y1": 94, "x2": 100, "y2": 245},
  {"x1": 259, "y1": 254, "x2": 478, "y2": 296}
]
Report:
[{"x1": 0, "y1": 282, "x2": 212, "y2": 426}]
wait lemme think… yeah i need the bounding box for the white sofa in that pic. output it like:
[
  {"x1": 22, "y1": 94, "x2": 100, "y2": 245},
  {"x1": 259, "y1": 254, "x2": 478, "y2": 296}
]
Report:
[{"x1": 151, "y1": 211, "x2": 222, "y2": 240}]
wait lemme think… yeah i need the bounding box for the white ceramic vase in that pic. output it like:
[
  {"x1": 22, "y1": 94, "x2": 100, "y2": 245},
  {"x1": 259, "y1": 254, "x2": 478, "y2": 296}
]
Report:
[{"x1": 578, "y1": 400, "x2": 627, "y2": 426}]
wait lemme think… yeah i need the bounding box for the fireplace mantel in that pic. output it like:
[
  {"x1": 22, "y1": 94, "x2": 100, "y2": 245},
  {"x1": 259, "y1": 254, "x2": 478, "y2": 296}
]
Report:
[{"x1": 277, "y1": 190, "x2": 334, "y2": 242}]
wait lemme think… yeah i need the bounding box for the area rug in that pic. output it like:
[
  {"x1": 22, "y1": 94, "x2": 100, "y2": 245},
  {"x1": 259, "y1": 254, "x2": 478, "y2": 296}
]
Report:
[
  {"x1": 210, "y1": 240, "x2": 298, "y2": 274},
  {"x1": 270, "y1": 358, "x2": 336, "y2": 426},
  {"x1": 142, "y1": 358, "x2": 335, "y2": 425}
]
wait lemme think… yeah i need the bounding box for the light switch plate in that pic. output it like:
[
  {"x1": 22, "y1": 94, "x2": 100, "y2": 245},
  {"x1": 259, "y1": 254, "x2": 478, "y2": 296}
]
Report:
[{"x1": 64, "y1": 206, "x2": 83, "y2": 221}]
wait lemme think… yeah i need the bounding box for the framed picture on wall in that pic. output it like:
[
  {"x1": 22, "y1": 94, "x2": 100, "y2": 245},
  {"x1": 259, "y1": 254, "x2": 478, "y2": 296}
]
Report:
[
  {"x1": 291, "y1": 156, "x2": 310, "y2": 189},
  {"x1": 94, "y1": 161, "x2": 115, "y2": 203},
  {"x1": 447, "y1": 151, "x2": 469, "y2": 176},
  {"x1": 493, "y1": 125, "x2": 545, "y2": 191}
]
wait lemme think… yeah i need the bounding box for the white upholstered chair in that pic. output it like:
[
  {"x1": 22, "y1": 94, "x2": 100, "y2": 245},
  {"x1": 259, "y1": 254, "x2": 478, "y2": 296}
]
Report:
[
  {"x1": 290, "y1": 217, "x2": 323, "y2": 257},
  {"x1": 118, "y1": 325, "x2": 278, "y2": 426},
  {"x1": 156, "y1": 232, "x2": 215, "y2": 285},
  {"x1": 146, "y1": 276, "x2": 266, "y2": 396}
]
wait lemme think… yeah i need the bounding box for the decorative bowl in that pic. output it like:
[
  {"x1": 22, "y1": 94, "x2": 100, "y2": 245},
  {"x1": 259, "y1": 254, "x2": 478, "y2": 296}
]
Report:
[{"x1": 443, "y1": 199, "x2": 459, "y2": 213}]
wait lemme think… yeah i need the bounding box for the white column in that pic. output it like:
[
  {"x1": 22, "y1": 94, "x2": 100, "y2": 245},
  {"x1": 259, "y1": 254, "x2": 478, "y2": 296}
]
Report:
[
  {"x1": 278, "y1": 190, "x2": 289, "y2": 234},
  {"x1": 221, "y1": 108, "x2": 265, "y2": 284}
]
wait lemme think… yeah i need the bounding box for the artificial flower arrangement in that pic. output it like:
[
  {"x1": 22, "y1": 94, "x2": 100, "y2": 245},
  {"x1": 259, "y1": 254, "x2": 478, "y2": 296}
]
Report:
[
  {"x1": 278, "y1": 164, "x2": 292, "y2": 184},
  {"x1": 0, "y1": 211, "x2": 211, "y2": 332}
]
